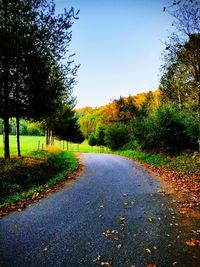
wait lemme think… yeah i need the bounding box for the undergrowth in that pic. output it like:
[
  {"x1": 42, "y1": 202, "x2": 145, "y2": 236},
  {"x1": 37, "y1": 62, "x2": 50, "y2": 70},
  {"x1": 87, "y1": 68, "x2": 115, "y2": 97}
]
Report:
[
  {"x1": 115, "y1": 150, "x2": 200, "y2": 176},
  {"x1": 0, "y1": 151, "x2": 78, "y2": 205}
]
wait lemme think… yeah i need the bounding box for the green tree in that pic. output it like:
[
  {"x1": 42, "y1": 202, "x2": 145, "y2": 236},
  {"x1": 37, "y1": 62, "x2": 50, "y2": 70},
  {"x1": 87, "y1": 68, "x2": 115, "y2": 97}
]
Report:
[
  {"x1": 88, "y1": 133, "x2": 97, "y2": 147},
  {"x1": 163, "y1": 1, "x2": 200, "y2": 150},
  {"x1": 132, "y1": 104, "x2": 192, "y2": 154},
  {"x1": 104, "y1": 124, "x2": 129, "y2": 151},
  {"x1": 0, "y1": 0, "x2": 78, "y2": 159},
  {"x1": 51, "y1": 106, "x2": 84, "y2": 145},
  {"x1": 95, "y1": 124, "x2": 106, "y2": 147}
]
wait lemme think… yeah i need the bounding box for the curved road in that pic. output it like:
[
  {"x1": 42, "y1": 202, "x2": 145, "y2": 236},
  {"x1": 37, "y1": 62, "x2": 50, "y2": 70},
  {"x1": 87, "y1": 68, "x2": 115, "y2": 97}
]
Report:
[{"x1": 0, "y1": 153, "x2": 199, "y2": 267}]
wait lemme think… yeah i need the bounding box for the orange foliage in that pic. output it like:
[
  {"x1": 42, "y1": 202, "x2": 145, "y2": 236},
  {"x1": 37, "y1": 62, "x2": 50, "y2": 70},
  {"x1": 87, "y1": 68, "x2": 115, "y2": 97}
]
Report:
[{"x1": 45, "y1": 146, "x2": 61, "y2": 153}]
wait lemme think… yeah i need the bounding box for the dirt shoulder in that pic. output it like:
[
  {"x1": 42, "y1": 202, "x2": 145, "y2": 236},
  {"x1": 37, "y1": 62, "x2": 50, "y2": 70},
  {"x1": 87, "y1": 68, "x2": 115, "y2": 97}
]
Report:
[{"x1": 137, "y1": 160, "x2": 200, "y2": 222}]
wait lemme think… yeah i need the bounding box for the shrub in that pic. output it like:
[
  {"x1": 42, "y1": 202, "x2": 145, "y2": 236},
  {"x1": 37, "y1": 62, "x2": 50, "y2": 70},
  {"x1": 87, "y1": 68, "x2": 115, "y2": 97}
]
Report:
[
  {"x1": 104, "y1": 124, "x2": 129, "y2": 150},
  {"x1": 182, "y1": 112, "x2": 199, "y2": 150},
  {"x1": 0, "y1": 151, "x2": 77, "y2": 204},
  {"x1": 132, "y1": 104, "x2": 192, "y2": 155}
]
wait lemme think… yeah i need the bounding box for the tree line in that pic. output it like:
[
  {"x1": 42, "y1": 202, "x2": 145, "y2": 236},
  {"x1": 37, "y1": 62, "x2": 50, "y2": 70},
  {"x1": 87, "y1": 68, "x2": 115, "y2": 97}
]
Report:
[
  {"x1": 79, "y1": 0, "x2": 199, "y2": 155},
  {"x1": 0, "y1": 0, "x2": 83, "y2": 159}
]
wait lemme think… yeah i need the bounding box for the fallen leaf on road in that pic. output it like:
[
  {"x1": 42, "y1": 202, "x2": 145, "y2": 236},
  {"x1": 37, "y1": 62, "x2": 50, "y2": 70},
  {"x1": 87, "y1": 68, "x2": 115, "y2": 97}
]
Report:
[
  {"x1": 147, "y1": 263, "x2": 156, "y2": 267},
  {"x1": 145, "y1": 248, "x2": 151, "y2": 254},
  {"x1": 119, "y1": 216, "x2": 126, "y2": 221},
  {"x1": 79, "y1": 258, "x2": 85, "y2": 263},
  {"x1": 93, "y1": 254, "x2": 101, "y2": 263},
  {"x1": 101, "y1": 259, "x2": 113, "y2": 266},
  {"x1": 119, "y1": 216, "x2": 126, "y2": 227},
  {"x1": 32, "y1": 192, "x2": 39, "y2": 198},
  {"x1": 185, "y1": 239, "x2": 200, "y2": 247},
  {"x1": 116, "y1": 244, "x2": 122, "y2": 249},
  {"x1": 103, "y1": 229, "x2": 119, "y2": 240},
  {"x1": 147, "y1": 217, "x2": 153, "y2": 222}
]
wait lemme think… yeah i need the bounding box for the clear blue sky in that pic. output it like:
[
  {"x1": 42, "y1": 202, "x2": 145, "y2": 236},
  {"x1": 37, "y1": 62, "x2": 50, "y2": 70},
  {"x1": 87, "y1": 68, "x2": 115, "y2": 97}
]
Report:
[{"x1": 55, "y1": 0, "x2": 173, "y2": 108}]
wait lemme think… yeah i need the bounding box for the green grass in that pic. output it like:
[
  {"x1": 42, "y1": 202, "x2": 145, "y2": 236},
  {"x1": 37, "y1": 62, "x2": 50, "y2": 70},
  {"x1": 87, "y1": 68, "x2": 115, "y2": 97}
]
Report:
[
  {"x1": 0, "y1": 150, "x2": 78, "y2": 205},
  {"x1": 114, "y1": 150, "x2": 170, "y2": 167},
  {"x1": 113, "y1": 149, "x2": 200, "y2": 176},
  {"x1": 0, "y1": 135, "x2": 102, "y2": 156}
]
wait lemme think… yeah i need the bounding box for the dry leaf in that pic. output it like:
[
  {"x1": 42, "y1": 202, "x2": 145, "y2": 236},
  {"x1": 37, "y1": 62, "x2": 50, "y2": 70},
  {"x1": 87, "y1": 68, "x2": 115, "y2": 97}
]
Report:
[
  {"x1": 145, "y1": 248, "x2": 151, "y2": 254},
  {"x1": 93, "y1": 254, "x2": 101, "y2": 263},
  {"x1": 119, "y1": 216, "x2": 126, "y2": 221},
  {"x1": 185, "y1": 239, "x2": 200, "y2": 247},
  {"x1": 147, "y1": 217, "x2": 153, "y2": 222},
  {"x1": 32, "y1": 192, "x2": 39, "y2": 198},
  {"x1": 101, "y1": 259, "x2": 112, "y2": 266},
  {"x1": 147, "y1": 263, "x2": 156, "y2": 267}
]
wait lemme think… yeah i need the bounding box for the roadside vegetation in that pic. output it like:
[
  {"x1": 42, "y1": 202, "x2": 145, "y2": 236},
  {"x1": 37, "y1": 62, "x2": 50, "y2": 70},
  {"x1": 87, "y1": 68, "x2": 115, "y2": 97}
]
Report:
[
  {"x1": 77, "y1": 1, "x2": 200, "y2": 178},
  {"x1": 0, "y1": 0, "x2": 83, "y2": 211},
  {"x1": 0, "y1": 150, "x2": 78, "y2": 206},
  {"x1": 76, "y1": 1, "x2": 200, "y2": 213},
  {"x1": 115, "y1": 150, "x2": 200, "y2": 177},
  {"x1": 0, "y1": 136, "x2": 100, "y2": 156}
]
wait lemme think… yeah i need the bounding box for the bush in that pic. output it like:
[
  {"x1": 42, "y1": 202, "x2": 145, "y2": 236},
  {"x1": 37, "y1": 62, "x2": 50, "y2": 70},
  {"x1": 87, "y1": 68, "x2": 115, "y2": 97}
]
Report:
[
  {"x1": 132, "y1": 104, "x2": 192, "y2": 155},
  {"x1": 182, "y1": 112, "x2": 199, "y2": 150},
  {"x1": 0, "y1": 151, "x2": 77, "y2": 204},
  {"x1": 104, "y1": 124, "x2": 129, "y2": 150}
]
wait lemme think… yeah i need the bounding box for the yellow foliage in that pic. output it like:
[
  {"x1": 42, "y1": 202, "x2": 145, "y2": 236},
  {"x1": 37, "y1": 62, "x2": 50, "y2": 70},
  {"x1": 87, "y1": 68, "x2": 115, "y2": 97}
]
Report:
[{"x1": 45, "y1": 146, "x2": 61, "y2": 153}]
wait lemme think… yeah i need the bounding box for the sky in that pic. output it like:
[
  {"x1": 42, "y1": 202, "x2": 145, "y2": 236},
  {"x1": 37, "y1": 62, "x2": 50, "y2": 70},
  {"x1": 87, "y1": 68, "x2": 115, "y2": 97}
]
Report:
[{"x1": 55, "y1": 0, "x2": 173, "y2": 108}]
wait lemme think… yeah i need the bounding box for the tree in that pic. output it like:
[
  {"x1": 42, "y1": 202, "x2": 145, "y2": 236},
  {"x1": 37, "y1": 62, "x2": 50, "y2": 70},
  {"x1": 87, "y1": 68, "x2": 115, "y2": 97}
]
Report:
[
  {"x1": 78, "y1": 111, "x2": 101, "y2": 139},
  {"x1": 160, "y1": 63, "x2": 195, "y2": 110},
  {"x1": 95, "y1": 124, "x2": 105, "y2": 151},
  {"x1": 104, "y1": 124, "x2": 129, "y2": 151},
  {"x1": 88, "y1": 133, "x2": 97, "y2": 147},
  {"x1": 0, "y1": 0, "x2": 79, "y2": 159},
  {"x1": 163, "y1": 0, "x2": 200, "y2": 150},
  {"x1": 50, "y1": 106, "x2": 84, "y2": 145}
]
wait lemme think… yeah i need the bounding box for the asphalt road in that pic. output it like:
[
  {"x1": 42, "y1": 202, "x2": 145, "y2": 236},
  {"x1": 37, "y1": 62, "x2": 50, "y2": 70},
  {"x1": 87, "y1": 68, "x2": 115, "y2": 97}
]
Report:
[{"x1": 0, "y1": 153, "x2": 199, "y2": 267}]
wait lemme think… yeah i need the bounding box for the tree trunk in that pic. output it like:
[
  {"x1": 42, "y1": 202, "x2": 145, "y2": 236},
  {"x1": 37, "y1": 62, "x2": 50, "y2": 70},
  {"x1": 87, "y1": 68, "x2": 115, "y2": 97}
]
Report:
[
  {"x1": 66, "y1": 141, "x2": 68, "y2": 151},
  {"x1": 3, "y1": 66, "x2": 10, "y2": 160},
  {"x1": 16, "y1": 116, "x2": 21, "y2": 156},
  {"x1": 3, "y1": 115, "x2": 10, "y2": 160},
  {"x1": 198, "y1": 85, "x2": 200, "y2": 152},
  {"x1": 15, "y1": 65, "x2": 21, "y2": 157},
  {"x1": 46, "y1": 126, "x2": 50, "y2": 146}
]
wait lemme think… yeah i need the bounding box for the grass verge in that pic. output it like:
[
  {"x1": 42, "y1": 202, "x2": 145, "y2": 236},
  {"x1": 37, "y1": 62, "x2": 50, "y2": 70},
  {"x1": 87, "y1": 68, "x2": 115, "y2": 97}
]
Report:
[
  {"x1": 0, "y1": 150, "x2": 78, "y2": 206},
  {"x1": 114, "y1": 150, "x2": 200, "y2": 175}
]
